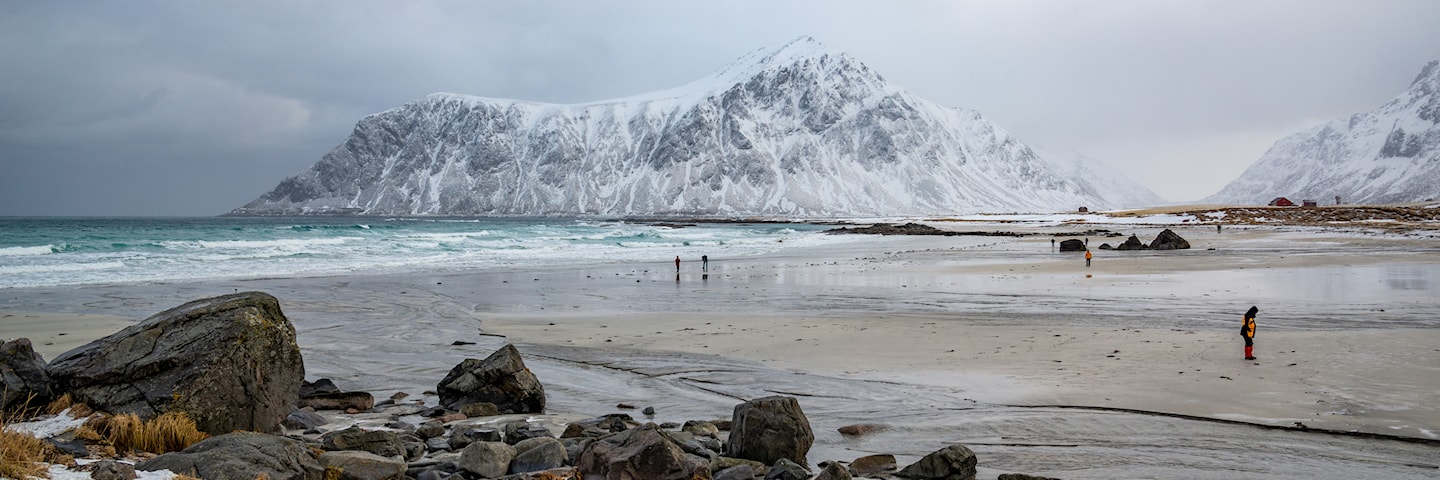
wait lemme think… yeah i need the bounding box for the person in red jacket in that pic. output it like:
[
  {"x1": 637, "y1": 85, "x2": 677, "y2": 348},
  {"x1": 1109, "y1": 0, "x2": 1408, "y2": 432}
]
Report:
[
  {"x1": 675, "y1": 256, "x2": 681, "y2": 272},
  {"x1": 1241, "y1": 306, "x2": 1259, "y2": 360}
]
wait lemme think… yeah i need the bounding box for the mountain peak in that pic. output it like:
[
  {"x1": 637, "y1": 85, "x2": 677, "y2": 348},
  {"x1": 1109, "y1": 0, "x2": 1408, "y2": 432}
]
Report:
[
  {"x1": 1412, "y1": 60, "x2": 1440, "y2": 88},
  {"x1": 236, "y1": 38, "x2": 1162, "y2": 217},
  {"x1": 707, "y1": 36, "x2": 850, "y2": 82}
]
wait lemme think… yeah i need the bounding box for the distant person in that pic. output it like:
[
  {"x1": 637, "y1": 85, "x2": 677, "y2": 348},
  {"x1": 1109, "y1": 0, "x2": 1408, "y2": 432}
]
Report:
[
  {"x1": 1242, "y1": 306, "x2": 1259, "y2": 360},
  {"x1": 675, "y1": 256, "x2": 681, "y2": 272},
  {"x1": 702, "y1": 255, "x2": 709, "y2": 271},
  {"x1": 1217, "y1": 224, "x2": 1222, "y2": 233},
  {"x1": 1051, "y1": 238, "x2": 1056, "y2": 252},
  {"x1": 1084, "y1": 249, "x2": 1092, "y2": 267}
]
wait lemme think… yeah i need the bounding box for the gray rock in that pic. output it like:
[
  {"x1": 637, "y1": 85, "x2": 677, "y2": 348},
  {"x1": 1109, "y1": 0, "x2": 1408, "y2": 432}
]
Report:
[
  {"x1": 47, "y1": 292, "x2": 304, "y2": 435},
  {"x1": 425, "y1": 436, "x2": 451, "y2": 453},
  {"x1": 725, "y1": 396, "x2": 814, "y2": 468},
  {"x1": 576, "y1": 423, "x2": 710, "y2": 480},
  {"x1": 136, "y1": 431, "x2": 324, "y2": 480},
  {"x1": 814, "y1": 461, "x2": 852, "y2": 480},
  {"x1": 509, "y1": 436, "x2": 567, "y2": 474},
  {"x1": 714, "y1": 464, "x2": 757, "y2": 480},
  {"x1": 322, "y1": 426, "x2": 406, "y2": 458},
  {"x1": 496, "y1": 467, "x2": 581, "y2": 479},
  {"x1": 449, "y1": 427, "x2": 502, "y2": 450},
  {"x1": 896, "y1": 444, "x2": 977, "y2": 480},
  {"x1": 764, "y1": 458, "x2": 809, "y2": 480},
  {"x1": 91, "y1": 460, "x2": 137, "y2": 480},
  {"x1": 1150, "y1": 228, "x2": 1191, "y2": 250},
  {"x1": 413, "y1": 470, "x2": 448, "y2": 480},
  {"x1": 299, "y1": 378, "x2": 341, "y2": 397},
  {"x1": 503, "y1": 420, "x2": 553, "y2": 445},
  {"x1": 460, "y1": 401, "x2": 500, "y2": 418},
  {"x1": 437, "y1": 344, "x2": 545, "y2": 414},
  {"x1": 318, "y1": 450, "x2": 407, "y2": 480},
  {"x1": 681, "y1": 420, "x2": 719, "y2": 438},
  {"x1": 458, "y1": 441, "x2": 517, "y2": 478},
  {"x1": 416, "y1": 420, "x2": 447, "y2": 439},
  {"x1": 283, "y1": 408, "x2": 327, "y2": 431},
  {"x1": 299, "y1": 391, "x2": 375, "y2": 411},
  {"x1": 997, "y1": 474, "x2": 1061, "y2": 480},
  {"x1": 563, "y1": 414, "x2": 632, "y2": 438},
  {"x1": 1, "y1": 338, "x2": 52, "y2": 413},
  {"x1": 851, "y1": 454, "x2": 897, "y2": 475},
  {"x1": 1114, "y1": 235, "x2": 1148, "y2": 251}
]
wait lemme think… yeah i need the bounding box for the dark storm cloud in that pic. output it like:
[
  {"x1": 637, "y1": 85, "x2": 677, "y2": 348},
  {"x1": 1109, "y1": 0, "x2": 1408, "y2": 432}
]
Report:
[{"x1": 3, "y1": 1, "x2": 1438, "y2": 215}]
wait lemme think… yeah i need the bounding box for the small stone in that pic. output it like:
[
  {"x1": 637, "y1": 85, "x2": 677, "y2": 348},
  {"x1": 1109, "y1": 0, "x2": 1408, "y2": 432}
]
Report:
[
  {"x1": 836, "y1": 423, "x2": 885, "y2": 436},
  {"x1": 850, "y1": 454, "x2": 897, "y2": 474},
  {"x1": 90, "y1": 460, "x2": 138, "y2": 480}
]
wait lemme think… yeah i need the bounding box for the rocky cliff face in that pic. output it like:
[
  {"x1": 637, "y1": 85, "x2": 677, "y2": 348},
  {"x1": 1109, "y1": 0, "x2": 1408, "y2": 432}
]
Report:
[
  {"x1": 1206, "y1": 61, "x2": 1440, "y2": 205},
  {"x1": 234, "y1": 37, "x2": 1161, "y2": 217}
]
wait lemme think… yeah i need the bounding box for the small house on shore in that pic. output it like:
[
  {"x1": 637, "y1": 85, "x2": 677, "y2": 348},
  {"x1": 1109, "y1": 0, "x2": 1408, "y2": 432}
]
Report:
[
  {"x1": 1301, "y1": 199, "x2": 1318, "y2": 207},
  {"x1": 1269, "y1": 197, "x2": 1295, "y2": 207}
]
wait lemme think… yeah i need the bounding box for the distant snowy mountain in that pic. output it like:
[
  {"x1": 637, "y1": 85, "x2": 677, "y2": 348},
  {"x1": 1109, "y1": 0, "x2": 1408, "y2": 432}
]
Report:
[
  {"x1": 1206, "y1": 61, "x2": 1440, "y2": 205},
  {"x1": 234, "y1": 37, "x2": 1161, "y2": 217}
]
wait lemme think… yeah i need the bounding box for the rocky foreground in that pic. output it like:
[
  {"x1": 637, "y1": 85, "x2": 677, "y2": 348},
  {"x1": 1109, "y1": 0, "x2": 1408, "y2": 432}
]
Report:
[{"x1": 1, "y1": 292, "x2": 1055, "y2": 480}]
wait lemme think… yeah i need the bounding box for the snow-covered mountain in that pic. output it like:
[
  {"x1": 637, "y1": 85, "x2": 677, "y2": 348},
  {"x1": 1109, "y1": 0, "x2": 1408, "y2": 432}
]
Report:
[
  {"x1": 233, "y1": 37, "x2": 1161, "y2": 217},
  {"x1": 1206, "y1": 61, "x2": 1440, "y2": 205}
]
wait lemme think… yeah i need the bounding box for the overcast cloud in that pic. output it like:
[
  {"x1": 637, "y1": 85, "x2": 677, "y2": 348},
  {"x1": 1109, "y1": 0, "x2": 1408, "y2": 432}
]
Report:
[{"x1": 3, "y1": 0, "x2": 1439, "y2": 216}]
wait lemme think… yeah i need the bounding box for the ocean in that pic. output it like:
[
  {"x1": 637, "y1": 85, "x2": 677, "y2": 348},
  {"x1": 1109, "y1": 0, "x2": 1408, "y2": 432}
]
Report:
[{"x1": 0, "y1": 217, "x2": 841, "y2": 289}]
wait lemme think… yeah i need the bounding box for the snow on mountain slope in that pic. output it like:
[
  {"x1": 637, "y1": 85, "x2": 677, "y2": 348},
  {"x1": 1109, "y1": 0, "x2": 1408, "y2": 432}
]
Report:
[
  {"x1": 234, "y1": 37, "x2": 1162, "y2": 217},
  {"x1": 1206, "y1": 61, "x2": 1440, "y2": 205}
]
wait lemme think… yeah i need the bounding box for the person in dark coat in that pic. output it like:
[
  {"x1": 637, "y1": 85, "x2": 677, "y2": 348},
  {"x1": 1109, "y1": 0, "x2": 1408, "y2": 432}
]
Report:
[{"x1": 1241, "y1": 306, "x2": 1259, "y2": 360}]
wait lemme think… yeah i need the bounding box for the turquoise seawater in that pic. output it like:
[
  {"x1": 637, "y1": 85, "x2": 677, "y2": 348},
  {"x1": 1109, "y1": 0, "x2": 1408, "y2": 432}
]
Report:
[{"x1": 0, "y1": 217, "x2": 836, "y2": 288}]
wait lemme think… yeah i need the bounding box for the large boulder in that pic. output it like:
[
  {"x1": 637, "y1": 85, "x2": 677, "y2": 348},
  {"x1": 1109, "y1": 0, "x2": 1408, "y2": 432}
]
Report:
[
  {"x1": 47, "y1": 292, "x2": 304, "y2": 435},
  {"x1": 1057, "y1": 239, "x2": 1086, "y2": 252},
  {"x1": 725, "y1": 396, "x2": 814, "y2": 468},
  {"x1": 576, "y1": 423, "x2": 711, "y2": 480},
  {"x1": 317, "y1": 451, "x2": 407, "y2": 480},
  {"x1": 1, "y1": 338, "x2": 52, "y2": 412},
  {"x1": 136, "y1": 431, "x2": 324, "y2": 480},
  {"x1": 1150, "y1": 228, "x2": 1191, "y2": 250},
  {"x1": 509, "y1": 436, "x2": 568, "y2": 474},
  {"x1": 437, "y1": 344, "x2": 545, "y2": 413},
  {"x1": 458, "y1": 441, "x2": 517, "y2": 478},
  {"x1": 321, "y1": 426, "x2": 407, "y2": 459},
  {"x1": 1114, "y1": 235, "x2": 1148, "y2": 251},
  {"x1": 896, "y1": 444, "x2": 977, "y2": 480}
]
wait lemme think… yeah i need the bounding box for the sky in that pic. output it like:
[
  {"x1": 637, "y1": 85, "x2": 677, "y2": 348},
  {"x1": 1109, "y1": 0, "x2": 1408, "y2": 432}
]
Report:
[{"x1": 3, "y1": 1, "x2": 1439, "y2": 216}]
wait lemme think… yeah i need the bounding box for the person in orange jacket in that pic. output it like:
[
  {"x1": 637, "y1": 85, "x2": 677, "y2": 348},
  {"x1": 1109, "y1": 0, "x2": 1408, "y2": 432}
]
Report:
[
  {"x1": 1241, "y1": 306, "x2": 1259, "y2": 360},
  {"x1": 1084, "y1": 249, "x2": 1093, "y2": 267}
]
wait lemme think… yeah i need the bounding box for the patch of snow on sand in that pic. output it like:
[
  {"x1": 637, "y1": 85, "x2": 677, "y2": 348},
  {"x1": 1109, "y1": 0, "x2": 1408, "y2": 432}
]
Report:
[
  {"x1": 5, "y1": 408, "x2": 86, "y2": 438},
  {"x1": 48, "y1": 460, "x2": 176, "y2": 480},
  {"x1": 948, "y1": 212, "x2": 1203, "y2": 225}
]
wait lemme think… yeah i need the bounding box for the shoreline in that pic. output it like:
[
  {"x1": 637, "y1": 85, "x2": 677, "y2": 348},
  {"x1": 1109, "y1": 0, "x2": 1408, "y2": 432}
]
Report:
[{"x1": 4, "y1": 223, "x2": 1439, "y2": 477}]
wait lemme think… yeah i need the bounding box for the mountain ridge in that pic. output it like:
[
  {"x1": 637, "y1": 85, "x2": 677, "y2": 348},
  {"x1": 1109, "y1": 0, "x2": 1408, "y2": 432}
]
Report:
[
  {"x1": 1205, "y1": 60, "x2": 1440, "y2": 205},
  {"x1": 234, "y1": 37, "x2": 1163, "y2": 217}
]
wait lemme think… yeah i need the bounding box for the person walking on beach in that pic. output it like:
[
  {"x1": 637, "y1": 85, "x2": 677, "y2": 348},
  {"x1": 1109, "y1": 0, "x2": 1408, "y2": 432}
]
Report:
[
  {"x1": 702, "y1": 255, "x2": 709, "y2": 271},
  {"x1": 1084, "y1": 249, "x2": 1092, "y2": 267},
  {"x1": 675, "y1": 256, "x2": 681, "y2": 272},
  {"x1": 1242, "y1": 306, "x2": 1258, "y2": 360}
]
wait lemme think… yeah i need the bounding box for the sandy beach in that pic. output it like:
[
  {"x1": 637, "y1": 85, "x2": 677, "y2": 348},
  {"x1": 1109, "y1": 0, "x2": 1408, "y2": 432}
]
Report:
[{"x1": 3, "y1": 222, "x2": 1438, "y2": 478}]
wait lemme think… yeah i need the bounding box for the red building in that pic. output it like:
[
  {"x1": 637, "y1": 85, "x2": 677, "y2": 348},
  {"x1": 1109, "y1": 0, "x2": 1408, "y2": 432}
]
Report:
[{"x1": 1268, "y1": 197, "x2": 1295, "y2": 207}]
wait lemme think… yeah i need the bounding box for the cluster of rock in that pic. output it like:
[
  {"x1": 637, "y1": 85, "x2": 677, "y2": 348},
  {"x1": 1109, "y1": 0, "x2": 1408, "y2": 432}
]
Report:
[
  {"x1": 1097, "y1": 229, "x2": 1191, "y2": 251},
  {"x1": 825, "y1": 223, "x2": 1023, "y2": 237},
  {"x1": 2, "y1": 292, "x2": 1056, "y2": 480}
]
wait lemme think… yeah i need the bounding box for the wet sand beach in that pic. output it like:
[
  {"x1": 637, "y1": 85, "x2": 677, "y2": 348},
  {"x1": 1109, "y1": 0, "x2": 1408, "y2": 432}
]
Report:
[{"x1": 3, "y1": 223, "x2": 1438, "y2": 478}]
